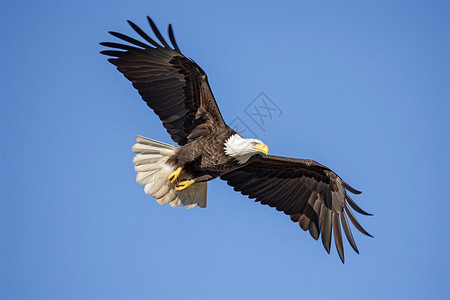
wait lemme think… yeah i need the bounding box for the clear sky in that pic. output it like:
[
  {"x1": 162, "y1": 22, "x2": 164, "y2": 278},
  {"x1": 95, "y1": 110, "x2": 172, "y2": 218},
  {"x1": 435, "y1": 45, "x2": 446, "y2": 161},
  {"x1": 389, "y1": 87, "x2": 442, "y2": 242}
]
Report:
[{"x1": 1, "y1": 1, "x2": 449, "y2": 299}]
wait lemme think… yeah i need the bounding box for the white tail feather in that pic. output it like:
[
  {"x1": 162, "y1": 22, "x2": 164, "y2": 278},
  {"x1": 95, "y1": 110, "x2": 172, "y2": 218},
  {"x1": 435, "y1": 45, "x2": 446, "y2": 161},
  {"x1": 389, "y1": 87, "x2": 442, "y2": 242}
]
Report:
[{"x1": 132, "y1": 135, "x2": 207, "y2": 208}]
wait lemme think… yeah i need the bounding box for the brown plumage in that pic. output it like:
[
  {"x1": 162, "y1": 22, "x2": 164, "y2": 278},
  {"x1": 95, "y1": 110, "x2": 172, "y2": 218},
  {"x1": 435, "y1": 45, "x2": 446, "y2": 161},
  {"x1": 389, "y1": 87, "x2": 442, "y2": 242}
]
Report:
[
  {"x1": 100, "y1": 17, "x2": 225, "y2": 146},
  {"x1": 220, "y1": 155, "x2": 373, "y2": 261},
  {"x1": 100, "y1": 17, "x2": 372, "y2": 263}
]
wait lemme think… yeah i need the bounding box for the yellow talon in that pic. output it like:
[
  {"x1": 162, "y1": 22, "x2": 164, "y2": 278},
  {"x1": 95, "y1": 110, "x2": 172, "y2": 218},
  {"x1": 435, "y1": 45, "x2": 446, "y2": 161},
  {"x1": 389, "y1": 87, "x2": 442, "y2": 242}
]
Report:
[
  {"x1": 168, "y1": 167, "x2": 182, "y2": 183},
  {"x1": 176, "y1": 179, "x2": 195, "y2": 191}
]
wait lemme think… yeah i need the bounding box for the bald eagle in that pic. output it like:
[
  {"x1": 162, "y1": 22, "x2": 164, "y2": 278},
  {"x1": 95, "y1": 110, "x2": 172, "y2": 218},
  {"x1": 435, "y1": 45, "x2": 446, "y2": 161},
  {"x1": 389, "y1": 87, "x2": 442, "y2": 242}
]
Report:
[{"x1": 100, "y1": 17, "x2": 372, "y2": 263}]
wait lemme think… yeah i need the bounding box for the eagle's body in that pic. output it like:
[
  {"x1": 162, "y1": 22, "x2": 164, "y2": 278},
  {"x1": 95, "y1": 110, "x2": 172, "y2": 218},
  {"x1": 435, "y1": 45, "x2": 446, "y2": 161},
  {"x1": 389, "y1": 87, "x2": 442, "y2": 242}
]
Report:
[
  {"x1": 101, "y1": 17, "x2": 372, "y2": 263},
  {"x1": 167, "y1": 127, "x2": 238, "y2": 179}
]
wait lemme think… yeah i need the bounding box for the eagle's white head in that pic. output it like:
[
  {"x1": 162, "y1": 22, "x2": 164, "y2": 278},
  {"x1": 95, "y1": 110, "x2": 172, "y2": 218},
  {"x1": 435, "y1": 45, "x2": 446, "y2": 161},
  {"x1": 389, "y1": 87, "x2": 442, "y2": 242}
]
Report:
[{"x1": 224, "y1": 134, "x2": 269, "y2": 164}]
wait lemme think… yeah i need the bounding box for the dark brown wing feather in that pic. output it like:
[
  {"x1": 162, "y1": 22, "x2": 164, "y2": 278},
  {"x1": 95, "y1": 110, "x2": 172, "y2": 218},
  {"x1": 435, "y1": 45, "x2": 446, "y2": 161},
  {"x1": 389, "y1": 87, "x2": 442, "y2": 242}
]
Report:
[
  {"x1": 220, "y1": 155, "x2": 372, "y2": 263},
  {"x1": 100, "y1": 17, "x2": 226, "y2": 145}
]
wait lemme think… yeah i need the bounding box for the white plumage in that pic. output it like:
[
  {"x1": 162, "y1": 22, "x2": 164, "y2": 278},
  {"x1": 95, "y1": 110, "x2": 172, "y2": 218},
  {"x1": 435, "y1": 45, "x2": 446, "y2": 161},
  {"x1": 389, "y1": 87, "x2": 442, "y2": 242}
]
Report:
[{"x1": 132, "y1": 135, "x2": 207, "y2": 209}]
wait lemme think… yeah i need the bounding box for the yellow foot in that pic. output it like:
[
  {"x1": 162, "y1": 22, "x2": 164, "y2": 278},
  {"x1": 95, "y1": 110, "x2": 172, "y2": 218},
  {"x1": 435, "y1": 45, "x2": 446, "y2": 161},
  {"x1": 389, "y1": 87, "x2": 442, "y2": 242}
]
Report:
[
  {"x1": 176, "y1": 180, "x2": 195, "y2": 191},
  {"x1": 168, "y1": 167, "x2": 182, "y2": 183}
]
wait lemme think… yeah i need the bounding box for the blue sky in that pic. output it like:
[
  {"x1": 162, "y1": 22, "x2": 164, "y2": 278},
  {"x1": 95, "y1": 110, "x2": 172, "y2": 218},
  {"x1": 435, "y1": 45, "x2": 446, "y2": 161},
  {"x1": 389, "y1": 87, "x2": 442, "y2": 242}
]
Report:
[{"x1": 1, "y1": 1, "x2": 449, "y2": 299}]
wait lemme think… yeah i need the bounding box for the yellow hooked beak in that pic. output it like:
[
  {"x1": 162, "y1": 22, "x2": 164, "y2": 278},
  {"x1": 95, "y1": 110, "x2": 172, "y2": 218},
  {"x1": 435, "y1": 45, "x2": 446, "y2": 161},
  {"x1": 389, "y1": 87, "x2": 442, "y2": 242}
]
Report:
[{"x1": 253, "y1": 143, "x2": 269, "y2": 155}]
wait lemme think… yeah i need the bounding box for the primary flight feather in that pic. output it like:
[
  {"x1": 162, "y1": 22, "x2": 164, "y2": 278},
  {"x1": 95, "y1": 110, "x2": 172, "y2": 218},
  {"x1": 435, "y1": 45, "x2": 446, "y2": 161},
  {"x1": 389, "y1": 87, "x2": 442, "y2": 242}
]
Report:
[{"x1": 100, "y1": 17, "x2": 372, "y2": 263}]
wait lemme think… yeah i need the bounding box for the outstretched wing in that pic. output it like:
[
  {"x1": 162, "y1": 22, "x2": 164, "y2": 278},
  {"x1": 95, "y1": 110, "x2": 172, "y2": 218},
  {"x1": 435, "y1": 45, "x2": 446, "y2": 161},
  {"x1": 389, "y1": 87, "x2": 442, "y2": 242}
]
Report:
[
  {"x1": 100, "y1": 17, "x2": 226, "y2": 145},
  {"x1": 220, "y1": 155, "x2": 372, "y2": 263}
]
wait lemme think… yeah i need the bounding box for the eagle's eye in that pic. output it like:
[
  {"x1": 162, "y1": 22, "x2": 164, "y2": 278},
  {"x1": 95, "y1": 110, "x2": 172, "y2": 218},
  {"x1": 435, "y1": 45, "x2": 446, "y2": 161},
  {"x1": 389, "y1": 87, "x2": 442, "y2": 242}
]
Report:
[{"x1": 251, "y1": 142, "x2": 258, "y2": 146}]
